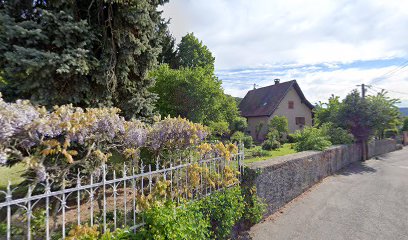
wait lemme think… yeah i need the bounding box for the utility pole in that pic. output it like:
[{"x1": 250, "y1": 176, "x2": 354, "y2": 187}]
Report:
[{"x1": 356, "y1": 83, "x2": 368, "y2": 161}]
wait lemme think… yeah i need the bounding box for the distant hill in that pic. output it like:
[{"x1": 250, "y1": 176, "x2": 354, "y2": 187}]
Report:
[
  {"x1": 234, "y1": 97, "x2": 243, "y2": 106},
  {"x1": 400, "y1": 108, "x2": 408, "y2": 117}
]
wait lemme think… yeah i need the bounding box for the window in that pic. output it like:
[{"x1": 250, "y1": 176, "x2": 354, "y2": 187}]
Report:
[
  {"x1": 288, "y1": 101, "x2": 294, "y2": 109},
  {"x1": 296, "y1": 117, "x2": 305, "y2": 125}
]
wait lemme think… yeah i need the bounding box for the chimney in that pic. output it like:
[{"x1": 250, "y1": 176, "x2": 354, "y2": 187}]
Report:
[{"x1": 274, "y1": 78, "x2": 280, "y2": 85}]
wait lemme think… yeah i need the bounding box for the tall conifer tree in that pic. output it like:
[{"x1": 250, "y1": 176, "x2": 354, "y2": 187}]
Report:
[{"x1": 0, "y1": 0, "x2": 168, "y2": 119}]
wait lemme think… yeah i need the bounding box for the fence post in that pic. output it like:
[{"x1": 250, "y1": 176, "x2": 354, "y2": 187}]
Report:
[
  {"x1": 90, "y1": 174, "x2": 94, "y2": 226},
  {"x1": 6, "y1": 181, "x2": 11, "y2": 240},
  {"x1": 45, "y1": 178, "x2": 51, "y2": 240},
  {"x1": 102, "y1": 164, "x2": 107, "y2": 233},
  {"x1": 77, "y1": 171, "x2": 81, "y2": 226},
  {"x1": 113, "y1": 170, "x2": 117, "y2": 230},
  {"x1": 26, "y1": 186, "x2": 32, "y2": 240},
  {"x1": 123, "y1": 163, "x2": 127, "y2": 227}
]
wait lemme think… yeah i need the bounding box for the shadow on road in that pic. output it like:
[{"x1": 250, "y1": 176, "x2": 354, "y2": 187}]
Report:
[{"x1": 337, "y1": 161, "x2": 377, "y2": 176}]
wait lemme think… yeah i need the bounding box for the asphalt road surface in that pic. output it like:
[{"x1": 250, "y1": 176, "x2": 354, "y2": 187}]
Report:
[{"x1": 249, "y1": 147, "x2": 408, "y2": 240}]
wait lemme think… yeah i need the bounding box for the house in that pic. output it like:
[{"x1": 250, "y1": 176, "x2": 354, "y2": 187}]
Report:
[{"x1": 238, "y1": 79, "x2": 314, "y2": 141}]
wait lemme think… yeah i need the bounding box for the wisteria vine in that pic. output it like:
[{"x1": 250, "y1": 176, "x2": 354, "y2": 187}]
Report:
[{"x1": 0, "y1": 93, "x2": 209, "y2": 184}]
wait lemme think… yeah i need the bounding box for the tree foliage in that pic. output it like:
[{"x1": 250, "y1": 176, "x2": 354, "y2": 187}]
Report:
[
  {"x1": 175, "y1": 33, "x2": 215, "y2": 71},
  {"x1": 315, "y1": 90, "x2": 400, "y2": 141},
  {"x1": 150, "y1": 64, "x2": 239, "y2": 125},
  {"x1": 402, "y1": 117, "x2": 408, "y2": 132},
  {"x1": 268, "y1": 116, "x2": 289, "y2": 142},
  {"x1": 313, "y1": 95, "x2": 341, "y2": 127},
  {"x1": 0, "y1": 0, "x2": 168, "y2": 120},
  {"x1": 293, "y1": 127, "x2": 332, "y2": 151},
  {"x1": 366, "y1": 90, "x2": 401, "y2": 139},
  {"x1": 229, "y1": 116, "x2": 248, "y2": 133}
]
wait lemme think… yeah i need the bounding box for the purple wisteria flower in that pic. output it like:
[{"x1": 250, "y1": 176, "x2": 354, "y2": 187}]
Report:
[
  {"x1": 0, "y1": 97, "x2": 39, "y2": 142},
  {"x1": 0, "y1": 151, "x2": 7, "y2": 164}
]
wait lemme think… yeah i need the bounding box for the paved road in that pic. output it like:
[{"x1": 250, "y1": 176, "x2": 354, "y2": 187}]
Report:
[{"x1": 249, "y1": 147, "x2": 408, "y2": 240}]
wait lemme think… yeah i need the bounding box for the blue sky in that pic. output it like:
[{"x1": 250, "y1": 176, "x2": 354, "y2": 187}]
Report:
[{"x1": 162, "y1": 0, "x2": 408, "y2": 107}]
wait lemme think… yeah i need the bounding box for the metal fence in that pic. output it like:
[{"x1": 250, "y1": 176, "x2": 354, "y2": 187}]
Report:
[{"x1": 0, "y1": 146, "x2": 244, "y2": 240}]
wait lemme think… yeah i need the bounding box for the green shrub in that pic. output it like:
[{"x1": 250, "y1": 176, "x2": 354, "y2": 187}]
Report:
[
  {"x1": 246, "y1": 146, "x2": 271, "y2": 157},
  {"x1": 230, "y1": 116, "x2": 248, "y2": 133},
  {"x1": 287, "y1": 133, "x2": 297, "y2": 143},
  {"x1": 100, "y1": 229, "x2": 134, "y2": 240},
  {"x1": 242, "y1": 135, "x2": 254, "y2": 149},
  {"x1": 262, "y1": 129, "x2": 281, "y2": 150},
  {"x1": 294, "y1": 127, "x2": 332, "y2": 151},
  {"x1": 241, "y1": 187, "x2": 267, "y2": 225},
  {"x1": 230, "y1": 131, "x2": 253, "y2": 148},
  {"x1": 200, "y1": 186, "x2": 244, "y2": 239},
  {"x1": 209, "y1": 121, "x2": 230, "y2": 138},
  {"x1": 321, "y1": 122, "x2": 354, "y2": 145},
  {"x1": 402, "y1": 117, "x2": 408, "y2": 132},
  {"x1": 268, "y1": 116, "x2": 289, "y2": 143},
  {"x1": 261, "y1": 139, "x2": 280, "y2": 150},
  {"x1": 384, "y1": 128, "x2": 399, "y2": 138},
  {"x1": 135, "y1": 201, "x2": 210, "y2": 240}
]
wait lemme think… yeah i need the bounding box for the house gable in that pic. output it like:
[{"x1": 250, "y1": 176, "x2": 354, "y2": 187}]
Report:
[
  {"x1": 240, "y1": 80, "x2": 314, "y2": 141},
  {"x1": 238, "y1": 80, "x2": 313, "y2": 118}
]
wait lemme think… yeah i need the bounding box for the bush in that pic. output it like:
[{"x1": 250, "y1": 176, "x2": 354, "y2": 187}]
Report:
[
  {"x1": 403, "y1": 117, "x2": 408, "y2": 132},
  {"x1": 261, "y1": 129, "x2": 281, "y2": 150},
  {"x1": 230, "y1": 131, "x2": 253, "y2": 148},
  {"x1": 268, "y1": 116, "x2": 289, "y2": 143},
  {"x1": 200, "y1": 186, "x2": 245, "y2": 239},
  {"x1": 384, "y1": 128, "x2": 399, "y2": 138},
  {"x1": 321, "y1": 122, "x2": 354, "y2": 145},
  {"x1": 241, "y1": 187, "x2": 267, "y2": 225},
  {"x1": 209, "y1": 121, "x2": 230, "y2": 138},
  {"x1": 293, "y1": 127, "x2": 332, "y2": 151},
  {"x1": 287, "y1": 133, "x2": 297, "y2": 143},
  {"x1": 261, "y1": 139, "x2": 280, "y2": 150},
  {"x1": 230, "y1": 131, "x2": 244, "y2": 145},
  {"x1": 246, "y1": 146, "x2": 271, "y2": 158},
  {"x1": 136, "y1": 201, "x2": 210, "y2": 240},
  {"x1": 66, "y1": 226, "x2": 136, "y2": 240},
  {"x1": 230, "y1": 116, "x2": 248, "y2": 133}
]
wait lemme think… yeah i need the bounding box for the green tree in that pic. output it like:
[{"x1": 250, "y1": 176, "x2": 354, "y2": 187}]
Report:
[
  {"x1": 293, "y1": 127, "x2": 332, "y2": 151},
  {"x1": 336, "y1": 90, "x2": 374, "y2": 142},
  {"x1": 321, "y1": 122, "x2": 354, "y2": 145},
  {"x1": 0, "y1": 0, "x2": 168, "y2": 119},
  {"x1": 402, "y1": 117, "x2": 408, "y2": 132},
  {"x1": 366, "y1": 90, "x2": 401, "y2": 139},
  {"x1": 157, "y1": 21, "x2": 178, "y2": 68},
  {"x1": 268, "y1": 116, "x2": 289, "y2": 142},
  {"x1": 313, "y1": 95, "x2": 341, "y2": 127},
  {"x1": 230, "y1": 116, "x2": 248, "y2": 133},
  {"x1": 150, "y1": 64, "x2": 239, "y2": 125},
  {"x1": 175, "y1": 33, "x2": 215, "y2": 71},
  {"x1": 208, "y1": 121, "x2": 230, "y2": 139}
]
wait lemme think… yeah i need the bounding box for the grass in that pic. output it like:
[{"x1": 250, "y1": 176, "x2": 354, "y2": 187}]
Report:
[
  {"x1": 244, "y1": 143, "x2": 297, "y2": 164},
  {"x1": 0, "y1": 163, "x2": 26, "y2": 189}
]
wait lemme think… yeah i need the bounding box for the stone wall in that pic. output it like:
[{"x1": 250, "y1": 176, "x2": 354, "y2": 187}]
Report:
[
  {"x1": 403, "y1": 131, "x2": 408, "y2": 146},
  {"x1": 245, "y1": 139, "x2": 399, "y2": 216}
]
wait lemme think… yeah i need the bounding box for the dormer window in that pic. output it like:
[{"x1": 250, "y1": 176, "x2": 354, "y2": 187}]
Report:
[{"x1": 288, "y1": 101, "x2": 294, "y2": 109}]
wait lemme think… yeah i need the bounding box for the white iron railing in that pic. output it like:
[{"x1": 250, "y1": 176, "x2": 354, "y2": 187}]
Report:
[{"x1": 0, "y1": 145, "x2": 244, "y2": 240}]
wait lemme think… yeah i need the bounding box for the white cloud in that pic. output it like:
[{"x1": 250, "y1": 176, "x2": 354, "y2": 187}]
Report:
[
  {"x1": 162, "y1": 0, "x2": 408, "y2": 69},
  {"x1": 219, "y1": 64, "x2": 408, "y2": 106},
  {"x1": 162, "y1": 0, "x2": 408, "y2": 106}
]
